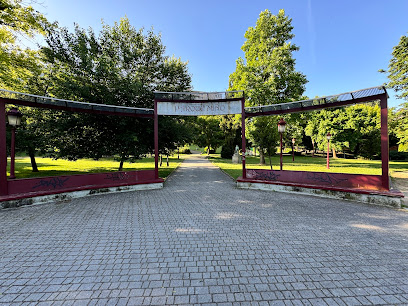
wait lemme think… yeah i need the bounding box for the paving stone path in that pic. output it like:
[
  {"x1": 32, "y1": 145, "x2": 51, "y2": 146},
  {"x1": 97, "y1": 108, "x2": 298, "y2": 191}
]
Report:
[{"x1": 0, "y1": 153, "x2": 408, "y2": 305}]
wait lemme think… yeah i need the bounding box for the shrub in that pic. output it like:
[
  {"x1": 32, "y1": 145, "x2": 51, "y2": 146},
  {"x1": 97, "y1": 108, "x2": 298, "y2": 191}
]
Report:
[
  {"x1": 221, "y1": 145, "x2": 235, "y2": 159},
  {"x1": 179, "y1": 148, "x2": 191, "y2": 154},
  {"x1": 389, "y1": 151, "x2": 408, "y2": 160}
]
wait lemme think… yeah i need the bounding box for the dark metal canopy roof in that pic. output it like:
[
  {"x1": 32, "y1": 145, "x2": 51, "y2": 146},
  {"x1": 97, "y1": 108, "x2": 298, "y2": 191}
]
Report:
[
  {"x1": 245, "y1": 86, "x2": 387, "y2": 117},
  {"x1": 154, "y1": 91, "x2": 244, "y2": 102},
  {"x1": 0, "y1": 89, "x2": 154, "y2": 117}
]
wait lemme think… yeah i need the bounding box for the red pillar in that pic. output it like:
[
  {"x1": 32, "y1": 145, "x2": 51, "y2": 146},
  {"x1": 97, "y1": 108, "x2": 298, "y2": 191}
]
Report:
[
  {"x1": 280, "y1": 133, "x2": 283, "y2": 171},
  {"x1": 0, "y1": 102, "x2": 7, "y2": 195},
  {"x1": 154, "y1": 100, "x2": 159, "y2": 180},
  {"x1": 241, "y1": 97, "x2": 246, "y2": 179},
  {"x1": 380, "y1": 95, "x2": 389, "y2": 190},
  {"x1": 9, "y1": 127, "x2": 16, "y2": 179}
]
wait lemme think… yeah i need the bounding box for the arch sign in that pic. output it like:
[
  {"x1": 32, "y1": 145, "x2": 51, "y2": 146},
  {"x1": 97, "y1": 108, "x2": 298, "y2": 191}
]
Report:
[
  {"x1": 153, "y1": 90, "x2": 247, "y2": 180},
  {"x1": 155, "y1": 91, "x2": 243, "y2": 116}
]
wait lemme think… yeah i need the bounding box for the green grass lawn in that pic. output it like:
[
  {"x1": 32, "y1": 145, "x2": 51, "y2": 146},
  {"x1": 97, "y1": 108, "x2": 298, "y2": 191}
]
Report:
[
  {"x1": 208, "y1": 154, "x2": 408, "y2": 180},
  {"x1": 7, "y1": 156, "x2": 184, "y2": 179}
]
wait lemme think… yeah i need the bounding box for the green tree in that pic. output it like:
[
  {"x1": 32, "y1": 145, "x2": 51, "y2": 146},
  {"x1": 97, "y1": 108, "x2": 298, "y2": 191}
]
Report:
[
  {"x1": 381, "y1": 34, "x2": 408, "y2": 101},
  {"x1": 247, "y1": 116, "x2": 279, "y2": 169},
  {"x1": 219, "y1": 115, "x2": 241, "y2": 158},
  {"x1": 41, "y1": 17, "x2": 191, "y2": 169},
  {"x1": 390, "y1": 103, "x2": 408, "y2": 151},
  {"x1": 0, "y1": 0, "x2": 50, "y2": 90},
  {"x1": 305, "y1": 104, "x2": 382, "y2": 159},
  {"x1": 228, "y1": 9, "x2": 307, "y2": 165},
  {"x1": 195, "y1": 116, "x2": 224, "y2": 155}
]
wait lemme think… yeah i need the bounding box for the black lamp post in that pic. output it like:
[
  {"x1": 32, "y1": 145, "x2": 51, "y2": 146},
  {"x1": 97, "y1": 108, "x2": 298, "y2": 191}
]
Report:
[
  {"x1": 277, "y1": 118, "x2": 286, "y2": 171},
  {"x1": 7, "y1": 108, "x2": 23, "y2": 179},
  {"x1": 326, "y1": 132, "x2": 332, "y2": 169}
]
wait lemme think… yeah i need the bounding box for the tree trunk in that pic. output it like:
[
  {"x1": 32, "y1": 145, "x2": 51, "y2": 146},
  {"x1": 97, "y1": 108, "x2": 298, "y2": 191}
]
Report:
[
  {"x1": 268, "y1": 152, "x2": 273, "y2": 170},
  {"x1": 177, "y1": 148, "x2": 179, "y2": 160},
  {"x1": 311, "y1": 139, "x2": 315, "y2": 157},
  {"x1": 259, "y1": 147, "x2": 265, "y2": 165},
  {"x1": 166, "y1": 155, "x2": 169, "y2": 166},
  {"x1": 207, "y1": 147, "x2": 210, "y2": 155},
  {"x1": 28, "y1": 151, "x2": 39, "y2": 172},
  {"x1": 332, "y1": 147, "x2": 337, "y2": 159},
  {"x1": 118, "y1": 160, "x2": 124, "y2": 171}
]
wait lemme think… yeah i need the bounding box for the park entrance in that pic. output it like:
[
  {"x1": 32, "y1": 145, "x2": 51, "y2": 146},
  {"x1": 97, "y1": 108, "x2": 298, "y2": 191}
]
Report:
[
  {"x1": 153, "y1": 91, "x2": 247, "y2": 180},
  {"x1": 0, "y1": 86, "x2": 403, "y2": 205},
  {"x1": 155, "y1": 86, "x2": 403, "y2": 199}
]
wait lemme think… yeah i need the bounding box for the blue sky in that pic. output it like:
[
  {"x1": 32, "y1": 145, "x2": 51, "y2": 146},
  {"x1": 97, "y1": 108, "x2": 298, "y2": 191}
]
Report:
[{"x1": 34, "y1": 0, "x2": 408, "y2": 108}]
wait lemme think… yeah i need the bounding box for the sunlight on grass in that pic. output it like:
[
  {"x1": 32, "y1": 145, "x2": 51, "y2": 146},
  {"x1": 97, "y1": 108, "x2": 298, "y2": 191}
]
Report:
[
  {"x1": 7, "y1": 156, "x2": 185, "y2": 179},
  {"x1": 209, "y1": 155, "x2": 408, "y2": 180}
]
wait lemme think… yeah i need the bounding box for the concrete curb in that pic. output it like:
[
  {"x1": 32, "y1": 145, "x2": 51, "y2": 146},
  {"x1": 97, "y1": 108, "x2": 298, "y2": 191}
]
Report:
[
  {"x1": 237, "y1": 181, "x2": 402, "y2": 209},
  {"x1": 1, "y1": 182, "x2": 163, "y2": 209}
]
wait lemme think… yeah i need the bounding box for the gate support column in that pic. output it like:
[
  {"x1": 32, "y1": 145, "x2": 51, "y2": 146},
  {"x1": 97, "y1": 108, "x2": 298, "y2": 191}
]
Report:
[
  {"x1": 0, "y1": 101, "x2": 8, "y2": 195},
  {"x1": 380, "y1": 94, "x2": 389, "y2": 190},
  {"x1": 241, "y1": 97, "x2": 246, "y2": 179},
  {"x1": 154, "y1": 100, "x2": 159, "y2": 180}
]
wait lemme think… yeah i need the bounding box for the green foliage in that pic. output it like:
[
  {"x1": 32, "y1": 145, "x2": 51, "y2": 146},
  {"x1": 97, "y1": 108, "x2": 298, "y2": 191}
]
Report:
[
  {"x1": 389, "y1": 103, "x2": 408, "y2": 151},
  {"x1": 381, "y1": 34, "x2": 408, "y2": 100},
  {"x1": 219, "y1": 114, "x2": 241, "y2": 159},
  {"x1": 194, "y1": 116, "x2": 224, "y2": 155},
  {"x1": 247, "y1": 116, "x2": 279, "y2": 169},
  {"x1": 208, "y1": 155, "x2": 408, "y2": 180},
  {"x1": 228, "y1": 9, "x2": 307, "y2": 105},
  {"x1": 40, "y1": 17, "x2": 191, "y2": 167},
  {"x1": 221, "y1": 145, "x2": 234, "y2": 159},
  {"x1": 0, "y1": 0, "x2": 50, "y2": 90},
  {"x1": 389, "y1": 151, "x2": 408, "y2": 161},
  {"x1": 228, "y1": 9, "x2": 307, "y2": 164},
  {"x1": 305, "y1": 104, "x2": 382, "y2": 158}
]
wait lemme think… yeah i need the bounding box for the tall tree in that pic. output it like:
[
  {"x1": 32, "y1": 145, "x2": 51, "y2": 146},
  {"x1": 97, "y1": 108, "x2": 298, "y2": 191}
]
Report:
[
  {"x1": 195, "y1": 116, "x2": 224, "y2": 155},
  {"x1": 228, "y1": 9, "x2": 307, "y2": 164},
  {"x1": 0, "y1": 0, "x2": 50, "y2": 90},
  {"x1": 41, "y1": 18, "x2": 192, "y2": 169},
  {"x1": 389, "y1": 103, "x2": 408, "y2": 151},
  {"x1": 381, "y1": 33, "x2": 408, "y2": 101}
]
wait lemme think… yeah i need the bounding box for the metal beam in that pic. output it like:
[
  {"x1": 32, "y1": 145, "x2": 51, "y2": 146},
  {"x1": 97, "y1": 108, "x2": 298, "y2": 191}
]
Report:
[{"x1": 245, "y1": 93, "x2": 387, "y2": 118}]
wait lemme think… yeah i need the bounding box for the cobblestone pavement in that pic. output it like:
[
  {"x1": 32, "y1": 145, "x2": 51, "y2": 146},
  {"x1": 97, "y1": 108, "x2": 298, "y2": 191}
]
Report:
[{"x1": 0, "y1": 153, "x2": 408, "y2": 305}]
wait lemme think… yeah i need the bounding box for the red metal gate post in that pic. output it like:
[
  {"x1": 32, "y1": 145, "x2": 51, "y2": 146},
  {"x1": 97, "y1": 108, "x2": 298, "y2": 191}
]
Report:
[
  {"x1": 0, "y1": 102, "x2": 8, "y2": 195},
  {"x1": 154, "y1": 100, "x2": 159, "y2": 180},
  {"x1": 241, "y1": 97, "x2": 246, "y2": 179},
  {"x1": 9, "y1": 126, "x2": 16, "y2": 179},
  {"x1": 380, "y1": 94, "x2": 389, "y2": 190}
]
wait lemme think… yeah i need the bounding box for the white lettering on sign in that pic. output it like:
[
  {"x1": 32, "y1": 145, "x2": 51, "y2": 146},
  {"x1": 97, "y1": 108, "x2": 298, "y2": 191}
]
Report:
[{"x1": 157, "y1": 101, "x2": 242, "y2": 116}]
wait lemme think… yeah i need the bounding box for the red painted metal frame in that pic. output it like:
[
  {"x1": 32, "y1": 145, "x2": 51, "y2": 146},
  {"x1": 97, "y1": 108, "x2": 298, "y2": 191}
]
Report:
[
  {"x1": 0, "y1": 97, "x2": 154, "y2": 118},
  {"x1": 243, "y1": 93, "x2": 390, "y2": 191},
  {"x1": 9, "y1": 127, "x2": 16, "y2": 179},
  {"x1": 0, "y1": 98, "x2": 161, "y2": 201},
  {"x1": 241, "y1": 96, "x2": 246, "y2": 179},
  {"x1": 0, "y1": 102, "x2": 7, "y2": 195},
  {"x1": 245, "y1": 93, "x2": 386, "y2": 118},
  {"x1": 154, "y1": 100, "x2": 159, "y2": 179},
  {"x1": 380, "y1": 96, "x2": 389, "y2": 190},
  {"x1": 243, "y1": 169, "x2": 383, "y2": 190},
  {"x1": 0, "y1": 170, "x2": 162, "y2": 202},
  {"x1": 154, "y1": 96, "x2": 247, "y2": 179}
]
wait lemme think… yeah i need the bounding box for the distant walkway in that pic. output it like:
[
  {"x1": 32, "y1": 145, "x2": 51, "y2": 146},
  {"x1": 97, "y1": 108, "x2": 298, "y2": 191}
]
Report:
[{"x1": 0, "y1": 153, "x2": 407, "y2": 305}]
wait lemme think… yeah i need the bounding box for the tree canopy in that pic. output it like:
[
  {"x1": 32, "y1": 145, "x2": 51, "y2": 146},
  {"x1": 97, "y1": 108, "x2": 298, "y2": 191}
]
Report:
[
  {"x1": 228, "y1": 9, "x2": 307, "y2": 164},
  {"x1": 381, "y1": 33, "x2": 408, "y2": 101}
]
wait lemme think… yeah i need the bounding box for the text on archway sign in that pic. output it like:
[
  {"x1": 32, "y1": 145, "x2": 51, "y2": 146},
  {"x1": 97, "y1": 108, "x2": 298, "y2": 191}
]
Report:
[{"x1": 157, "y1": 100, "x2": 242, "y2": 116}]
